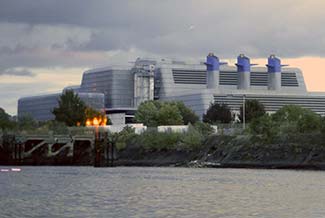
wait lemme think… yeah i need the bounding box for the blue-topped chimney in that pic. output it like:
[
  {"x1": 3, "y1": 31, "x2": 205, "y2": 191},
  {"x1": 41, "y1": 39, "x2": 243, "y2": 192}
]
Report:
[
  {"x1": 266, "y1": 55, "x2": 287, "y2": 90},
  {"x1": 205, "y1": 53, "x2": 226, "y2": 89},
  {"x1": 236, "y1": 54, "x2": 255, "y2": 89},
  {"x1": 267, "y1": 54, "x2": 282, "y2": 73},
  {"x1": 236, "y1": 54, "x2": 251, "y2": 72}
]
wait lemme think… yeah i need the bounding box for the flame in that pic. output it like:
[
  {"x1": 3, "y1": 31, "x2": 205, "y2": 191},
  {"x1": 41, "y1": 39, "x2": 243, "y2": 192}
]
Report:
[
  {"x1": 85, "y1": 119, "x2": 91, "y2": 127},
  {"x1": 102, "y1": 117, "x2": 107, "y2": 126},
  {"x1": 84, "y1": 116, "x2": 108, "y2": 127},
  {"x1": 93, "y1": 117, "x2": 99, "y2": 126}
]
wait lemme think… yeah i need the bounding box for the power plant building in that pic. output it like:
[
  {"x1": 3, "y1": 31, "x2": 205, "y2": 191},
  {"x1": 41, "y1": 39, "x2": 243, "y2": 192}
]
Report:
[{"x1": 18, "y1": 54, "x2": 325, "y2": 124}]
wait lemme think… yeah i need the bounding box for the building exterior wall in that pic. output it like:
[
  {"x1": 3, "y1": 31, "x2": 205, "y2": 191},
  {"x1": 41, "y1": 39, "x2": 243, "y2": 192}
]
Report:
[
  {"x1": 18, "y1": 92, "x2": 105, "y2": 121},
  {"x1": 18, "y1": 93, "x2": 60, "y2": 121},
  {"x1": 17, "y1": 55, "x2": 325, "y2": 122},
  {"x1": 80, "y1": 68, "x2": 134, "y2": 108}
]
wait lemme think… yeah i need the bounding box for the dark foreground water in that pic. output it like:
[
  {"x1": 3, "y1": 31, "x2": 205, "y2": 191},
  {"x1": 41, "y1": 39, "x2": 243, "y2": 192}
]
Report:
[{"x1": 1, "y1": 167, "x2": 325, "y2": 218}]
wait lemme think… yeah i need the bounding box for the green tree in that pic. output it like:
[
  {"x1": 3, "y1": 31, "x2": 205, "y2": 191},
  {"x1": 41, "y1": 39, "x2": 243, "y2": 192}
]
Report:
[
  {"x1": 171, "y1": 101, "x2": 199, "y2": 124},
  {"x1": 272, "y1": 105, "x2": 321, "y2": 133},
  {"x1": 52, "y1": 90, "x2": 87, "y2": 126},
  {"x1": 0, "y1": 108, "x2": 15, "y2": 130},
  {"x1": 203, "y1": 103, "x2": 232, "y2": 124},
  {"x1": 134, "y1": 100, "x2": 197, "y2": 126},
  {"x1": 239, "y1": 99, "x2": 265, "y2": 123},
  {"x1": 18, "y1": 115, "x2": 37, "y2": 131},
  {"x1": 134, "y1": 100, "x2": 159, "y2": 126},
  {"x1": 157, "y1": 104, "x2": 183, "y2": 125},
  {"x1": 249, "y1": 114, "x2": 278, "y2": 142}
]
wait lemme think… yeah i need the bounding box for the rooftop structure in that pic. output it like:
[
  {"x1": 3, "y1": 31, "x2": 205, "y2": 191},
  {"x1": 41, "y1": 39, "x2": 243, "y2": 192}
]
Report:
[{"x1": 18, "y1": 54, "x2": 325, "y2": 124}]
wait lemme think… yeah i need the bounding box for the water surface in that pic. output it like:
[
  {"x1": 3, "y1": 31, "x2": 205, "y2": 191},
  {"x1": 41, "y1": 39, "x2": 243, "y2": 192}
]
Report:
[{"x1": 1, "y1": 166, "x2": 325, "y2": 217}]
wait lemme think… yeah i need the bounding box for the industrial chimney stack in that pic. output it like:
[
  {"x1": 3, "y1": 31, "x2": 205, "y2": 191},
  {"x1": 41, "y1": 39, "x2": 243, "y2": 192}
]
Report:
[
  {"x1": 267, "y1": 55, "x2": 286, "y2": 91},
  {"x1": 236, "y1": 54, "x2": 255, "y2": 90},
  {"x1": 205, "y1": 53, "x2": 226, "y2": 89}
]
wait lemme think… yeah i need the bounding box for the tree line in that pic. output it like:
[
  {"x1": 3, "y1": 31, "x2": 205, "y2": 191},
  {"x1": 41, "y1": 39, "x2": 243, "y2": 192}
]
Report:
[{"x1": 2, "y1": 89, "x2": 325, "y2": 138}]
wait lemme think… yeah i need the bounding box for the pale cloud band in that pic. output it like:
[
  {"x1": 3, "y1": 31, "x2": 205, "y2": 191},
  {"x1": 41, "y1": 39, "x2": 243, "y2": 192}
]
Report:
[{"x1": 1, "y1": 0, "x2": 325, "y2": 114}]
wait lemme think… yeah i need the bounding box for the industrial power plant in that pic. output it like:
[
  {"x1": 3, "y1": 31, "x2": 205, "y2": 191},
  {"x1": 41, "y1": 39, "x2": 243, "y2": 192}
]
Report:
[{"x1": 18, "y1": 54, "x2": 325, "y2": 124}]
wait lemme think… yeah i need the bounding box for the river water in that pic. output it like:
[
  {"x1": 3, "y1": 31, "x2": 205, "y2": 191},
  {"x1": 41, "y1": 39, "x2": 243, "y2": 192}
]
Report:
[{"x1": 1, "y1": 167, "x2": 325, "y2": 218}]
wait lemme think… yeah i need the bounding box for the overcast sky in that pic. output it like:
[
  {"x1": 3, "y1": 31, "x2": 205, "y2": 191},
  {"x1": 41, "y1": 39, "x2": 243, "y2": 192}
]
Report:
[{"x1": 1, "y1": 0, "x2": 325, "y2": 115}]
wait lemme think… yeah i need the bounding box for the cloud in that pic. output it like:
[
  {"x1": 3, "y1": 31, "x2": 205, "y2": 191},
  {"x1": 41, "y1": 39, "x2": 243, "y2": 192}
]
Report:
[
  {"x1": 1, "y1": 0, "x2": 325, "y2": 114},
  {"x1": 0, "y1": 0, "x2": 324, "y2": 60},
  {"x1": 0, "y1": 68, "x2": 35, "y2": 77}
]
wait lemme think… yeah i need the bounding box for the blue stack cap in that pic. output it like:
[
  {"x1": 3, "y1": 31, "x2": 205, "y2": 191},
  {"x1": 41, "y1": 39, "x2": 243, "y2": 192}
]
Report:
[
  {"x1": 236, "y1": 54, "x2": 255, "y2": 72},
  {"x1": 205, "y1": 53, "x2": 226, "y2": 71},
  {"x1": 266, "y1": 55, "x2": 287, "y2": 73}
]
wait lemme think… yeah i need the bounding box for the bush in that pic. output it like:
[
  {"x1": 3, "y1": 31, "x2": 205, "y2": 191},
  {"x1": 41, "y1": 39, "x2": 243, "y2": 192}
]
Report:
[
  {"x1": 203, "y1": 103, "x2": 232, "y2": 124},
  {"x1": 171, "y1": 101, "x2": 199, "y2": 124},
  {"x1": 273, "y1": 105, "x2": 321, "y2": 133},
  {"x1": 0, "y1": 108, "x2": 16, "y2": 131},
  {"x1": 249, "y1": 114, "x2": 278, "y2": 142},
  {"x1": 134, "y1": 100, "x2": 198, "y2": 126},
  {"x1": 249, "y1": 105, "x2": 323, "y2": 142},
  {"x1": 180, "y1": 125, "x2": 204, "y2": 150},
  {"x1": 139, "y1": 130, "x2": 182, "y2": 151},
  {"x1": 194, "y1": 122, "x2": 215, "y2": 137},
  {"x1": 157, "y1": 104, "x2": 183, "y2": 125},
  {"x1": 38, "y1": 120, "x2": 69, "y2": 135},
  {"x1": 239, "y1": 99, "x2": 265, "y2": 123},
  {"x1": 134, "y1": 101, "x2": 159, "y2": 127},
  {"x1": 115, "y1": 126, "x2": 137, "y2": 151}
]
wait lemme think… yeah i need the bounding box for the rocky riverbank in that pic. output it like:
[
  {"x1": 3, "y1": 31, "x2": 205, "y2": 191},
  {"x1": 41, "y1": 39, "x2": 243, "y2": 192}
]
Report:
[
  {"x1": 116, "y1": 134, "x2": 325, "y2": 170},
  {"x1": 2, "y1": 133, "x2": 325, "y2": 170}
]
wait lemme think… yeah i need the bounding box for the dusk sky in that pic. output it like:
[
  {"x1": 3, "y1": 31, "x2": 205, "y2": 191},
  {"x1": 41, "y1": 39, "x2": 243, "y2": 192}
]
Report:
[{"x1": 1, "y1": 0, "x2": 325, "y2": 115}]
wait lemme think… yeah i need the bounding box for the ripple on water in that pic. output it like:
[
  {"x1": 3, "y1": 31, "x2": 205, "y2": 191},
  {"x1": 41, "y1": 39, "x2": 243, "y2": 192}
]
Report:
[{"x1": 1, "y1": 167, "x2": 325, "y2": 218}]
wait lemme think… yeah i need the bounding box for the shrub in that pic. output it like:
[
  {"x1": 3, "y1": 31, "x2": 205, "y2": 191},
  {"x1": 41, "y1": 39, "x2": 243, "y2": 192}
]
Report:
[
  {"x1": 272, "y1": 105, "x2": 321, "y2": 133},
  {"x1": 203, "y1": 103, "x2": 232, "y2": 124},
  {"x1": 180, "y1": 125, "x2": 204, "y2": 150},
  {"x1": 249, "y1": 114, "x2": 278, "y2": 143},
  {"x1": 194, "y1": 122, "x2": 215, "y2": 137},
  {"x1": 134, "y1": 100, "x2": 198, "y2": 126},
  {"x1": 239, "y1": 99, "x2": 265, "y2": 123},
  {"x1": 138, "y1": 130, "x2": 182, "y2": 151}
]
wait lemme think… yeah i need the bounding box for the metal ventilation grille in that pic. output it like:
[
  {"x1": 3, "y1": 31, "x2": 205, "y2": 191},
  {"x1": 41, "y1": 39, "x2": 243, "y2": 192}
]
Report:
[
  {"x1": 172, "y1": 69, "x2": 299, "y2": 87},
  {"x1": 282, "y1": 72, "x2": 299, "y2": 87},
  {"x1": 214, "y1": 94, "x2": 325, "y2": 115},
  {"x1": 172, "y1": 69, "x2": 206, "y2": 84},
  {"x1": 250, "y1": 72, "x2": 268, "y2": 86},
  {"x1": 220, "y1": 71, "x2": 237, "y2": 85}
]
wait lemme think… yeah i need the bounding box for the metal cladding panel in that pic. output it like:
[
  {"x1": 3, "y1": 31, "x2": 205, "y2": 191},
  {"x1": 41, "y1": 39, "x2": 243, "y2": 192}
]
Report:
[
  {"x1": 18, "y1": 92, "x2": 106, "y2": 121},
  {"x1": 111, "y1": 70, "x2": 134, "y2": 108},
  {"x1": 268, "y1": 71, "x2": 281, "y2": 90},
  {"x1": 214, "y1": 94, "x2": 325, "y2": 115},
  {"x1": 80, "y1": 70, "x2": 113, "y2": 107},
  {"x1": 81, "y1": 69, "x2": 134, "y2": 108},
  {"x1": 78, "y1": 93, "x2": 105, "y2": 111},
  {"x1": 207, "y1": 70, "x2": 219, "y2": 89},
  {"x1": 237, "y1": 71, "x2": 250, "y2": 89},
  {"x1": 18, "y1": 93, "x2": 60, "y2": 121}
]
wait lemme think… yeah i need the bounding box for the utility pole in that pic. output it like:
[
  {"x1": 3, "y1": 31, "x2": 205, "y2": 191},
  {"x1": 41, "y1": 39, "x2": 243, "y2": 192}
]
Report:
[{"x1": 243, "y1": 94, "x2": 246, "y2": 129}]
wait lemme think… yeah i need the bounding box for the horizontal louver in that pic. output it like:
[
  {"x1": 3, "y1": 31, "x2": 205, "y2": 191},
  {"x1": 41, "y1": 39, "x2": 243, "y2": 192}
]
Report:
[
  {"x1": 172, "y1": 70, "x2": 206, "y2": 84},
  {"x1": 214, "y1": 95, "x2": 325, "y2": 115},
  {"x1": 281, "y1": 72, "x2": 299, "y2": 87},
  {"x1": 172, "y1": 69, "x2": 299, "y2": 87}
]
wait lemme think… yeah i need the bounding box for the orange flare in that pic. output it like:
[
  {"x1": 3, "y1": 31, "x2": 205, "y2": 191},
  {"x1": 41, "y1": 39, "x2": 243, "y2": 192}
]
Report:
[
  {"x1": 86, "y1": 119, "x2": 91, "y2": 126},
  {"x1": 93, "y1": 117, "x2": 99, "y2": 126}
]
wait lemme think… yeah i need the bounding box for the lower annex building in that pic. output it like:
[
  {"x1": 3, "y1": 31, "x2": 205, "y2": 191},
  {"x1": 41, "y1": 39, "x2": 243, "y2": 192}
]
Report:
[{"x1": 18, "y1": 54, "x2": 325, "y2": 124}]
